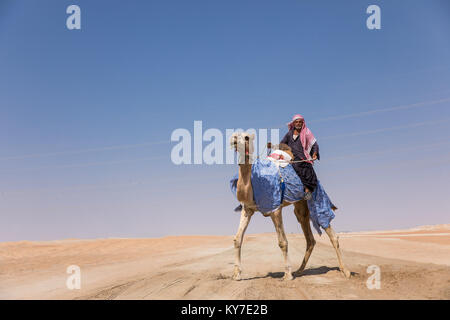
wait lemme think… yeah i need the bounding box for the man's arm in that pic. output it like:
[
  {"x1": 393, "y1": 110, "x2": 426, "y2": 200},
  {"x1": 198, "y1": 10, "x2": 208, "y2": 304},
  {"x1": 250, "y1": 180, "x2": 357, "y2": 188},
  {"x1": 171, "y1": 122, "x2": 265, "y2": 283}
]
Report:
[{"x1": 310, "y1": 142, "x2": 320, "y2": 160}]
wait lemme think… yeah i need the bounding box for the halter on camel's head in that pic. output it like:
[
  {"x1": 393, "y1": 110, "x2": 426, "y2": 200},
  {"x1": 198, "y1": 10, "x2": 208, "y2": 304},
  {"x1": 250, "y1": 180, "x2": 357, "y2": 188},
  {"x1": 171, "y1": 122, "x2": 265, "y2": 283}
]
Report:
[{"x1": 230, "y1": 132, "x2": 255, "y2": 164}]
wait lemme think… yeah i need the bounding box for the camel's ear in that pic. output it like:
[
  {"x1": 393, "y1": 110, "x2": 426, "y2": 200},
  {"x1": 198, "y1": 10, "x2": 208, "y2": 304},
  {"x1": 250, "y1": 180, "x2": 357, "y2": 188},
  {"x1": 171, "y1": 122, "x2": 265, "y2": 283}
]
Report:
[
  {"x1": 230, "y1": 133, "x2": 238, "y2": 149},
  {"x1": 250, "y1": 133, "x2": 255, "y2": 140}
]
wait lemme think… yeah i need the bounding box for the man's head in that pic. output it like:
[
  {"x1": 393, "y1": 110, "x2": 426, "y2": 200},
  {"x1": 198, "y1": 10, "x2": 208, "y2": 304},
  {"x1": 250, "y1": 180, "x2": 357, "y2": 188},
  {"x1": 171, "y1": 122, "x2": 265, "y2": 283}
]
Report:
[
  {"x1": 288, "y1": 114, "x2": 305, "y2": 131},
  {"x1": 293, "y1": 118, "x2": 304, "y2": 130}
]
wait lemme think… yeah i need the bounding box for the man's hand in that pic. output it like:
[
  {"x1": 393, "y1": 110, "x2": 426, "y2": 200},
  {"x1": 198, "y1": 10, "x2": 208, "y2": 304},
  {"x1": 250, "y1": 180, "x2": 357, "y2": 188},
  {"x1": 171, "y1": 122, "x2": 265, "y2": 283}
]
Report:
[{"x1": 312, "y1": 153, "x2": 318, "y2": 161}]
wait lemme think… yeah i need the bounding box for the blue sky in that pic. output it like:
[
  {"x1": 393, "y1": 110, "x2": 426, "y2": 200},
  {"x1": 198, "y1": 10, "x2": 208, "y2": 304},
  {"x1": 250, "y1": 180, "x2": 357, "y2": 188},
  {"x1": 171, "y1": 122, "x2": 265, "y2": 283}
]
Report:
[{"x1": 1, "y1": 0, "x2": 450, "y2": 241}]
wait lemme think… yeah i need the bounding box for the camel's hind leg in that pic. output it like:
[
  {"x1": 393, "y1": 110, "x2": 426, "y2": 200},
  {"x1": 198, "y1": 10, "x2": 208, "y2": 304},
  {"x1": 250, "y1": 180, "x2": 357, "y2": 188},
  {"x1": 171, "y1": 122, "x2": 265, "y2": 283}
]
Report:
[
  {"x1": 324, "y1": 226, "x2": 351, "y2": 278},
  {"x1": 232, "y1": 206, "x2": 254, "y2": 281},
  {"x1": 270, "y1": 208, "x2": 293, "y2": 280},
  {"x1": 293, "y1": 200, "x2": 316, "y2": 275}
]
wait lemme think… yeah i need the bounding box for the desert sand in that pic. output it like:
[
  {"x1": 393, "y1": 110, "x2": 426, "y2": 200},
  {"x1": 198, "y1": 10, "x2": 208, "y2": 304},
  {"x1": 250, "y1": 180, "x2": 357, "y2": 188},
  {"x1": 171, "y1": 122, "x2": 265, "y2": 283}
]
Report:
[{"x1": 1, "y1": 224, "x2": 449, "y2": 300}]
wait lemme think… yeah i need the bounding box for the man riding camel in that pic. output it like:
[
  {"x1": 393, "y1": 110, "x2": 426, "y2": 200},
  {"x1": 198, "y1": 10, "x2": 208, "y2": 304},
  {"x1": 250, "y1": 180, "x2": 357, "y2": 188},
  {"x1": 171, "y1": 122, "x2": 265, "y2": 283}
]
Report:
[
  {"x1": 280, "y1": 114, "x2": 319, "y2": 201},
  {"x1": 232, "y1": 114, "x2": 319, "y2": 211}
]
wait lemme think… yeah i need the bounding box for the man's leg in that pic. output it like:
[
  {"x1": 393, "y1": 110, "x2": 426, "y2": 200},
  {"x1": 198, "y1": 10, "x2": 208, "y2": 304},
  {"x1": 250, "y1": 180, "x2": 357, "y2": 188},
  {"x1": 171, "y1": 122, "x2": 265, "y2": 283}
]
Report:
[{"x1": 293, "y1": 162, "x2": 318, "y2": 199}]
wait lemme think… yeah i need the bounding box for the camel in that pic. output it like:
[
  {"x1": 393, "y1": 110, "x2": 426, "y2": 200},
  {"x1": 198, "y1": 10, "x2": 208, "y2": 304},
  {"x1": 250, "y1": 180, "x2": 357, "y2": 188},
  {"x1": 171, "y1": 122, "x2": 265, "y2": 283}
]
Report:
[{"x1": 230, "y1": 132, "x2": 351, "y2": 281}]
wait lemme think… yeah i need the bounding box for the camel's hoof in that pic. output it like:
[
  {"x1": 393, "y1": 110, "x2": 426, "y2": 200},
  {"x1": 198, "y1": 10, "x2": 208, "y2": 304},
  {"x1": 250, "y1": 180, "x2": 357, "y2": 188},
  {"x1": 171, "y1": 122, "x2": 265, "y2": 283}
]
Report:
[
  {"x1": 232, "y1": 267, "x2": 242, "y2": 281},
  {"x1": 282, "y1": 272, "x2": 294, "y2": 281},
  {"x1": 341, "y1": 269, "x2": 351, "y2": 279}
]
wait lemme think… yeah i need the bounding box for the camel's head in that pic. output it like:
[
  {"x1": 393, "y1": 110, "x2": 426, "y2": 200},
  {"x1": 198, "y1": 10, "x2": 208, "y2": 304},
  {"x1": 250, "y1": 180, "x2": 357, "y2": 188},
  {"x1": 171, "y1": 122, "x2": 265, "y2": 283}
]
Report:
[{"x1": 230, "y1": 132, "x2": 255, "y2": 164}]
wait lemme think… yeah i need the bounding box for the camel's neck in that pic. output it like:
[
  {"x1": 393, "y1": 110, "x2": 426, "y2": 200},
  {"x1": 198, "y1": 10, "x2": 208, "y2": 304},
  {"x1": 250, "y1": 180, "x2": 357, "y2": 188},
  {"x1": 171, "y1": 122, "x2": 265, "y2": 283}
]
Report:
[
  {"x1": 237, "y1": 163, "x2": 253, "y2": 205},
  {"x1": 238, "y1": 163, "x2": 251, "y2": 183}
]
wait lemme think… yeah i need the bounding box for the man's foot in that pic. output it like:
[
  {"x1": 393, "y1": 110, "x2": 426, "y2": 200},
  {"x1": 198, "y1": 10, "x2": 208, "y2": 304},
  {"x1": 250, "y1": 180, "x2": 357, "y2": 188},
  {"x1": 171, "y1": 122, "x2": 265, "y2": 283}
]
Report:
[
  {"x1": 303, "y1": 191, "x2": 312, "y2": 201},
  {"x1": 234, "y1": 204, "x2": 243, "y2": 212}
]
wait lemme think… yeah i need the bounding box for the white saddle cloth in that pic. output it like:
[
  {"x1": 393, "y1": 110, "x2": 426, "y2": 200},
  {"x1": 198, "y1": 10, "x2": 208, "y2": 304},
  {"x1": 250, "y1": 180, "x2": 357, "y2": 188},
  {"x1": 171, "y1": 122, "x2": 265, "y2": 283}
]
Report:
[{"x1": 267, "y1": 150, "x2": 292, "y2": 168}]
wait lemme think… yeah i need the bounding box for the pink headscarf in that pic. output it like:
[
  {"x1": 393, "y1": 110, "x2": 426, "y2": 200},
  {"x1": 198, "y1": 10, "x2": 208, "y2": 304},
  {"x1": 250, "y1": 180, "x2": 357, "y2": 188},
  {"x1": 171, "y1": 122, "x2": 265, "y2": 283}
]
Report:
[{"x1": 287, "y1": 114, "x2": 317, "y2": 162}]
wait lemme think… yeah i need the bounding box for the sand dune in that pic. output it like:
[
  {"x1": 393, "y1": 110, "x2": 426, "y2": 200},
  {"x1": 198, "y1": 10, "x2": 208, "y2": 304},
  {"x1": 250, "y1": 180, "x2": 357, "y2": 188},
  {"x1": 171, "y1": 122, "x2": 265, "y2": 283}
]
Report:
[{"x1": 0, "y1": 225, "x2": 449, "y2": 300}]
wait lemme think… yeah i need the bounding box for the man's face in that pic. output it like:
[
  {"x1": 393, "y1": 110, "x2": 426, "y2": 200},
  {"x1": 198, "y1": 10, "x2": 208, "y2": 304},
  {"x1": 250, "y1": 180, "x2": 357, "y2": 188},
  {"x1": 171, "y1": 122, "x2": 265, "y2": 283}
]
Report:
[{"x1": 293, "y1": 119, "x2": 303, "y2": 130}]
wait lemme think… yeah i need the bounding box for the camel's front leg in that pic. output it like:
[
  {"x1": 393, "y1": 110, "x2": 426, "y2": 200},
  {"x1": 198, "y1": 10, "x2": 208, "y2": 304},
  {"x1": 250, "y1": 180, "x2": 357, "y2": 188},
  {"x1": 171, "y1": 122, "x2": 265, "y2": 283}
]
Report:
[
  {"x1": 270, "y1": 209, "x2": 293, "y2": 280},
  {"x1": 232, "y1": 206, "x2": 253, "y2": 281},
  {"x1": 324, "y1": 226, "x2": 351, "y2": 278}
]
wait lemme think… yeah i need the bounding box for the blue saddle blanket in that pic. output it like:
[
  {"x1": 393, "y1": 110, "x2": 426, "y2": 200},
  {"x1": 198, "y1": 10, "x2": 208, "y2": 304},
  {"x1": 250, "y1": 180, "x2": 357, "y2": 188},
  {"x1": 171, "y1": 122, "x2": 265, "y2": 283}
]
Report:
[{"x1": 230, "y1": 159, "x2": 335, "y2": 235}]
